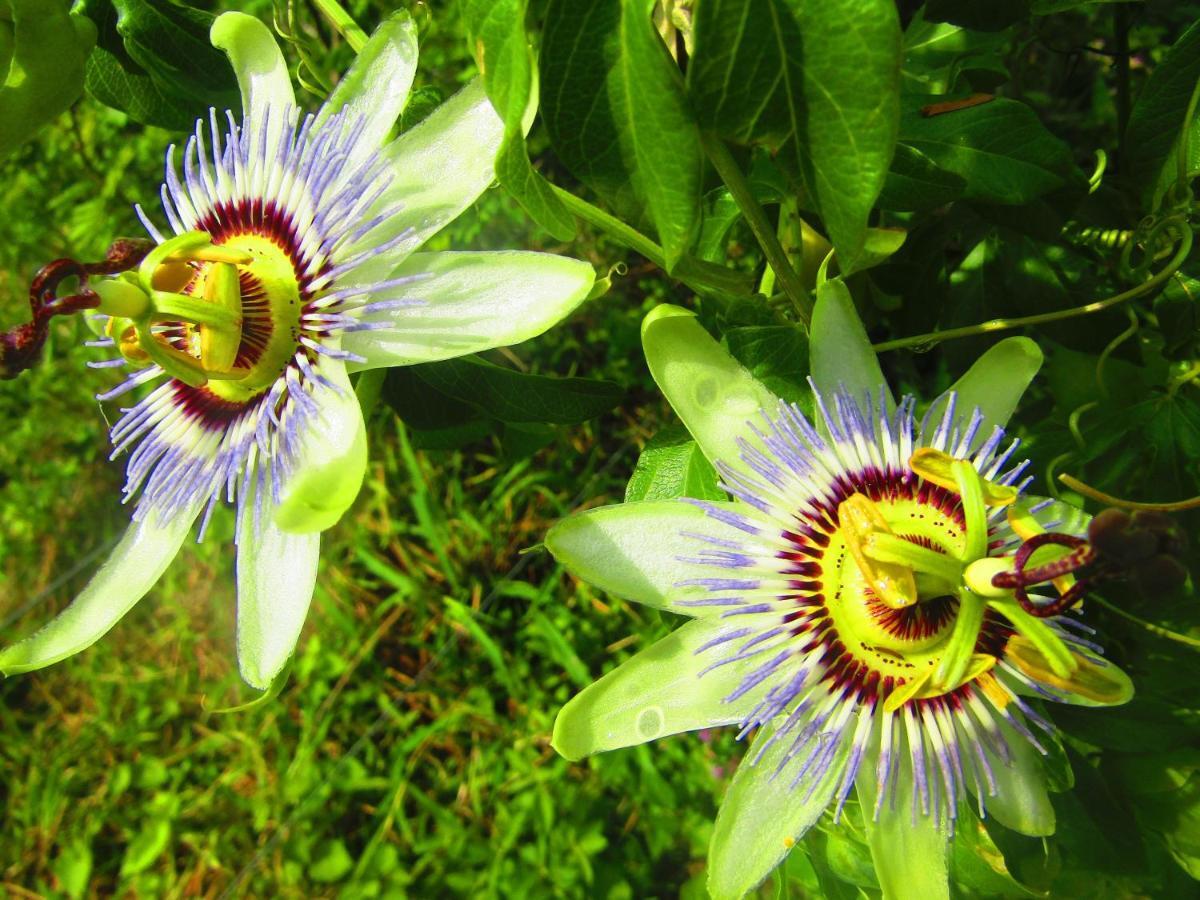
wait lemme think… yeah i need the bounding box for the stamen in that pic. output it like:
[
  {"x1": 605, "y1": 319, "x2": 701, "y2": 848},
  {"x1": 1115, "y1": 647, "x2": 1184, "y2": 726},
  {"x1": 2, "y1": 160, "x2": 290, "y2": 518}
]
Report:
[{"x1": 839, "y1": 493, "x2": 918, "y2": 609}]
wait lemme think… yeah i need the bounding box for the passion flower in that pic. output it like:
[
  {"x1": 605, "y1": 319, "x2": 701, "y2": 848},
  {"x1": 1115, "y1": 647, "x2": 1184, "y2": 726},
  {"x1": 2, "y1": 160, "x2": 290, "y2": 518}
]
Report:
[
  {"x1": 546, "y1": 292, "x2": 1132, "y2": 899},
  {"x1": 0, "y1": 11, "x2": 593, "y2": 688}
]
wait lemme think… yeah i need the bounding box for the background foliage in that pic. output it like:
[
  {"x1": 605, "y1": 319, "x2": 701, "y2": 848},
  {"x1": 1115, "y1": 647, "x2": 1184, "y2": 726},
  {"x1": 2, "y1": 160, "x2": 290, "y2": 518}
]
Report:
[{"x1": 2, "y1": 0, "x2": 1200, "y2": 896}]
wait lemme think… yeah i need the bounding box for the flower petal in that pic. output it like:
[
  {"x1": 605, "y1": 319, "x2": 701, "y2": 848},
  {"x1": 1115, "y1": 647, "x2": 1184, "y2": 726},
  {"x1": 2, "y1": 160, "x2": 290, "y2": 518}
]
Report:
[
  {"x1": 708, "y1": 717, "x2": 848, "y2": 899},
  {"x1": 974, "y1": 719, "x2": 1056, "y2": 837},
  {"x1": 369, "y1": 78, "x2": 505, "y2": 262},
  {"x1": 236, "y1": 515, "x2": 320, "y2": 690},
  {"x1": 0, "y1": 510, "x2": 197, "y2": 675},
  {"x1": 273, "y1": 358, "x2": 368, "y2": 533},
  {"x1": 641, "y1": 305, "x2": 784, "y2": 477},
  {"x1": 546, "y1": 500, "x2": 765, "y2": 616},
  {"x1": 856, "y1": 763, "x2": 951, "y2": 900},
  {"x1": 210, "y1": 12, "x2": 295, "y2": 136},
  {"x1": 316, "y1": 10, "x2": 418, "y2": 156},
  {"x1": 926, "y1": 337, "x2": 1043, "y2": 438},
  {"x1": 552, "y1": 618, "x2": 774, "y2": 761},
  {"x1": 811, "y1": 278, "x2": 892, "y2": 410},
  {"x1": 344, "y1": 250, "x2": 593, "y2": 369}
]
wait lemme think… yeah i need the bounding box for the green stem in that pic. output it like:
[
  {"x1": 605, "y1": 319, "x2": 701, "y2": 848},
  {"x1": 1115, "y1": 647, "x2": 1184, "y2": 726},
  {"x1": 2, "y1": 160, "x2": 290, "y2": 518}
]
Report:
[
  {"x1": 313, "y1": 0, "x2": 368, "y2": 52},
  {"x1": 1089, "y1": 594, "x2": 1200, "y2": 651},
  {"x1": 354, "y1": 368, "x2": 386, "y2": 419},
  {"x1": 550, "y1": 185, "x2": 756, "y2": 297},
  {"x1": 874, "y1": 223, "x2": 1194, "y2": 353},
  {"x1": 700, "y1": 133, "x2": 812, "y2": 324}
]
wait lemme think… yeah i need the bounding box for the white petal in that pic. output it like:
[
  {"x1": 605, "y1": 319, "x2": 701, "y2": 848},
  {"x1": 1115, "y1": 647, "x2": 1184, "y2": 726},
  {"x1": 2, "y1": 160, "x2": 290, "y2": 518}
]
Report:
[
  {"x1": 811, "y1": 278, "x2": 892, "y2": 411},
  {"x1": 552, "y1": 618, "x2": 777, "y2": 760},
  {"x1": 316, "y1": 10, "x2": 419, "y2": 159},
  {"x1": 546, "y1": 500, "x2": 766, "y2": 616},
  {"x1": 235, "y1": 515, "x2": 320, "y2": 690},
  {"x1": 0, "y1": 509, "x2": 197, "y2": 674},
  {"x1": 344, "y1": 250, "x2": 593, "y2": 369},
  {"x1": 641, "y1": 305, "x2": 784, "y2": 480},
  {"x1": 210, "y1": 13, "x2": 295, "y2": 141},
  {"x1": 349, "y1": 78, "x2": 505, "y2": 277},
  {"x1": 708, "y1": 714, "x2": 850, "y2": 898}
]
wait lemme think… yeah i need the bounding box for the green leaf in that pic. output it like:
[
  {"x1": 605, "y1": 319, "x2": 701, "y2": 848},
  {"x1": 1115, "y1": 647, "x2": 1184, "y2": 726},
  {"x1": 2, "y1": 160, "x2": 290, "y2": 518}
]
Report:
[
  {"x1": 414, "y1": 355, "x2": 623, "y2": 426},
  {"x1": 541, "y1": 0, "x2": 703, "y2": 269},
  {"x1": 624, "y1": 425, "x2": 725, "y2": 502},
  {"x1": 878, "y1": 143, "x2": 966, "y2": 211},
  {"x1": 900, "y1": 97, "x2": 1082, "y2": 205},
  {"x1": 0, "y1": 1, "x2": 96, "y2": 159},
  {"x1": 951, "y1": 810, "x2": 1037, "y2": 898},
  {"x1": 1075, "y1": 390, "x2": 1200, "y2": 503},
  {"x1": 465, "y1": 0, "x2": 576, "y2": 240},
  {"x1": 381, "y1": 367, "x2": 482, "y2": 431},
  {"x1": 902, "y1": 14, "x2": 1009, "y2": 94},
  {"x1": 119, "y1": 817, "x2": 171, "y2": 877},
  {"x1": 688, "y1": 0, "x2": 902, "y2": 272},
  {"x1": 1124, "y1": 18, "x2": 1200, "y2": 208},
  {"x1": 80, "y1": 0, "x2": 239, "y2": 130}
]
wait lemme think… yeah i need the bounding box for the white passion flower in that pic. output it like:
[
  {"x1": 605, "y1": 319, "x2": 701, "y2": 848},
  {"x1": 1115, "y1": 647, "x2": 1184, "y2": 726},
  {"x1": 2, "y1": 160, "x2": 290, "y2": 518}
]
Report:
[
  {"x1": 545, "y1": 289, "x2": 1133, "y2": 899},
  {"x1": 0, "y1": 12, "x2": 594, "y2": 688}
]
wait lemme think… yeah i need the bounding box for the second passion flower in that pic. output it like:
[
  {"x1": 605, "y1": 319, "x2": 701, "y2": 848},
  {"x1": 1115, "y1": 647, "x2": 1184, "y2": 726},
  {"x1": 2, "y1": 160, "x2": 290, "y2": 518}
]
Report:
[{"x1": 546, "y1": 291, "x2": 1133, "y2": 899}]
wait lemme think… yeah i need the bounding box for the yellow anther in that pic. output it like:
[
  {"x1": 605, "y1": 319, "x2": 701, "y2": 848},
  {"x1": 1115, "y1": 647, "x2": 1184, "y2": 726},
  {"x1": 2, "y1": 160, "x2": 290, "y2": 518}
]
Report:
[
  {"x1": 975, "y1": 672, "x2": 1012, "y2": 711},
  {"x1": 150, "y1": 259, "x2": 194, "y2": 293},
  {"x1": 883, "y1": 668, "x2": 932, "y2": 713},
  {"x1": 910, "y1": 448, "x2": 1019, "y2": 507},
  {"x1": 167, "y1": 244, "x2": 254, "y2": 266},
  {"x1": 839, "y1": 493, "x2": 918, "y2": 610},
  {"x1": 1006, "y1": 635, "x2": 1133, "y2": 705},
  {"x1": 108, "y1": 320, "x2": 150, "y2": 364},
  {"x1": 884, "y1": 653, "x2": 998, "y2": 713}
]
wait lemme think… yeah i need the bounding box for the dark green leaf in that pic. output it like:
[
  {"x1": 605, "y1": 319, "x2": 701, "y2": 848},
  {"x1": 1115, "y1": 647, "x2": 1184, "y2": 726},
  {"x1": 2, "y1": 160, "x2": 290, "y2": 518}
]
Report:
[
  {"x1": 689, "y1": 0, "x2": 901, "y2": 272},
  {"x1": 1075, "y1": 391, "x2": 1200, "y2": 504},
  {"x1": 878, "y1": 143, "x2": 966, "y2": 211},
  {"x1": 381, "y1": 367, "x2": 482, "y2": 430},
  {"x1": 723, "y1": 325, "x2": 810, "y2": 405},
  {"x1": 112, "y1": 0, "x2": 237, "y2": 101},
  {"x1": 951, "y1": 809, "x2": 1037, "y2": 898},
  {"x1": 465, "y1": 0, "x2": 575, "y2": 239},
  {"x1": 541, "y1": 0, "x2": 702, "y2": 268},
  {"x1": 415, "y1": 356, "x2": 623, "y2": 425},
  {"x1": 1124, "y1": 18, "x2": 1200, "y2": 208},
  {"x1": 1155, "y1": 269, "x2": 1200, "y2": 360},
  {"x1": 624, "y1": 425, "x2": 725, "y2": 502},
  {"x1": 900, "y1": 97, "x2": 1082, "y2": 205},
  {"x1": 398, "y1": 85, "x2": 443, "y2": 133},
  {"x1": 80, "y1": 0, "x2": 238, "y2": 130}
]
